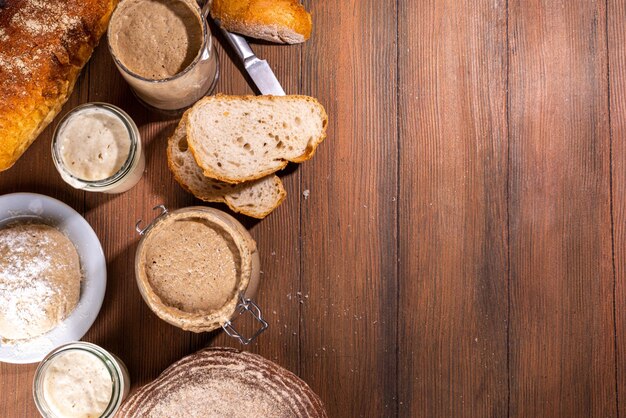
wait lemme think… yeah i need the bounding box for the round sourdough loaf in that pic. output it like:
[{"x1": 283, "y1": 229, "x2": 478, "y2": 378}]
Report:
[{"x1": 118, "y1": 347, "x2": 327, "y2": 418}]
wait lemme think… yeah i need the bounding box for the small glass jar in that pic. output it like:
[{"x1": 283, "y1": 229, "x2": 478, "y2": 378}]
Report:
[
  {"x1": 52, "y1": 103, "x2": 145, "y2": 194},
  {"x1": 33, "y1": 342, "x2": 130, "y2": 418}
]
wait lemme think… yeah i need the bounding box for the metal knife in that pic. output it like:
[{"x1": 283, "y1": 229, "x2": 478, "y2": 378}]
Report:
[{"x1": 214, "y1": 22, "x2": 286, "y2": 96}]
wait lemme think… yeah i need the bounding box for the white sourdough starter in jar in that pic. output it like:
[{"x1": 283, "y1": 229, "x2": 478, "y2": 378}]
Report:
[
  {"x1": 42, "y1": 350, "x2": 113, "y2": 418},
  {"x1": 53, "y1": 104, "x2": 145, "y2": 193},
  {"x1": 57, "y1": 107, "x2": 131, "y2": 181}
]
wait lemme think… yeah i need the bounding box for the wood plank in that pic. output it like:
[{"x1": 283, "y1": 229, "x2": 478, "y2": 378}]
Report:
[
  {"x1": 609, "y1": 0, "x2": 626, "y2": 414},
  {"x1": 507, "y1": 1, "x2": 616, "y2": 416},
  {"x1": 397, "y1": 0, "x2": 509, "y2": 416},
  {"x1": 0, "y1": 53, "x2": 90, "y2": 418},
  {"x1": 298, "y1": 0, "x2": 398, "y2": 416},
  {"x1": 186, "y1": 27, "x2": 304, "y2": 375}
]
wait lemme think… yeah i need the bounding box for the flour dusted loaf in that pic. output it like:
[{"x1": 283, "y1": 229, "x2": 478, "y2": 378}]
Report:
[
  {"x1": 119, "y1": 347, "x2": 327, "y2": 418},
  {"x1": 211, "y1": 0, "x2": 312, "y2": 44},
  {"x1": 186, "y1": 94, "x2": 328, "y2": 183},
  {"x1": 0, "y1": 0, "x2": 116, "y2": 171},
  {"x1": 0, "y1": 223, "x2": 81, "y2": 342},
  {"x1": 167, "y1": 117, "x2": 286, "y2": 218}
]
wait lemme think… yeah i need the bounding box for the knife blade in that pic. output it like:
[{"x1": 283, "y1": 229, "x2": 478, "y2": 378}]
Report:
[{"x1": 216, "y1": 24, "x2": 286, "y2": 96}]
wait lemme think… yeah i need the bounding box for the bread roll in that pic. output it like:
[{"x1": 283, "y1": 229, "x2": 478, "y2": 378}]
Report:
[
  {"x1": 0, "y1": 0, "x2": 116, "y2": 171},
  {"x1": 119, "y1": 347, "x2": 328, "y2": 418},
  {"x1": 211, "y1": 0, "x2": 312, "y2": 44}
]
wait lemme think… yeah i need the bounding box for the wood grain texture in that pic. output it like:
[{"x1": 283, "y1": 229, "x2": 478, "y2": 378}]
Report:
[
  {"x1": 298, "y1": 0, "x2": 398, "y2": 417},
  {"x1": 508, "y1": 1, "x2": 616, "y2": 416},
  {"x1": 2, "y1": 1, "x2": 626, "y2": 417},
  {"x1": 610, "y1": 0, "x2": 626, "y2": 414},
  {"x1": 397, "y1": 0, "x2": 509, "y2": 416}
]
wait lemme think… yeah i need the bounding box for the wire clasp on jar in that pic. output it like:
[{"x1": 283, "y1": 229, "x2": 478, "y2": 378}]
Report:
[
  {"x1": 222, "y1": 296, "x2": 269, "y2": 345},
  {"x1": 135, "y1": 205, "x2": 168, "y2": 235}
]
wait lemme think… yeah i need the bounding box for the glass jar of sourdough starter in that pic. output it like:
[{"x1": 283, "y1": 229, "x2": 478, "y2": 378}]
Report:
[
  {"x1": 52, "y1": 103, "x2": 145, "y2": 194},
  {"x1": 134, "y1": 205, "x2": 267, "y2": 345},
  {"x1": 107, "y1": 0, "x2": 219, "y2": 114},
  {"x1": 33, "y1": 342, "x2": 130, "y2": 418}
]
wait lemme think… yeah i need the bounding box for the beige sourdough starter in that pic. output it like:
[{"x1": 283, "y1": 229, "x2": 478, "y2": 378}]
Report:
[
  {"x1": 0, "y1": 223, "x2": 81, "y2": 341},
  {"x1": 108, "y1": 0, "x2": 218, "y2": 110},
  {"x1": 42, "y1": 350, "x2": 113, "y2": 418},
  {"x1": 144, "y1": 218, "x2": 239, "y2": 313},
  {"x1": 109, "y1": 0, "x2": 202, "y2": 79}
]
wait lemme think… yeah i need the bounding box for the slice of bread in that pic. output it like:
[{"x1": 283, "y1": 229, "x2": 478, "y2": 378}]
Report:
[
  {"x1": 167, "y1": 117, "x2": 286, "y2": 219},
  {"x1": 186, "y1": 95, "x2": 328, "y2": 183},
  {"x1": 211, "y1": 0, "x2": 312, "y2": 44}
]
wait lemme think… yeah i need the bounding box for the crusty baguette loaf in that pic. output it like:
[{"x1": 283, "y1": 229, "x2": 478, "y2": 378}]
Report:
[
  {"x1": 118, "y1": 347, "x2": 328, "y2": 418},
  {"x1": 211, "y1": 0, "x2": 312, "y2": 44},
  {"x1": 186, "y1": 94, "x2": 328, "y2": 183},
  {"x1": 0, "y1": 0, "x2": 117, "y2": 172},
  {"x1": 167, "y1": 116, "x2": 286, "y2": 218}
]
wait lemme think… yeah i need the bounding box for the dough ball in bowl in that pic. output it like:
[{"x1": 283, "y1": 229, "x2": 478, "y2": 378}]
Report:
[{"x1": 0, "y1": 223, "x2": 81, "y2": 342}]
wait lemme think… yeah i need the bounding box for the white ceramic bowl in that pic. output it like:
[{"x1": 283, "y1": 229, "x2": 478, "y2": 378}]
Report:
[{"x1": 0, "y1": 193, "x2": 106, "y2": 364}]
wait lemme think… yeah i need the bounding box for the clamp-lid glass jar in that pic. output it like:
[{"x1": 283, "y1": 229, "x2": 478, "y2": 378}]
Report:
[{"x1": 134, "y1": 205, "x2": 266, "y2": 344}]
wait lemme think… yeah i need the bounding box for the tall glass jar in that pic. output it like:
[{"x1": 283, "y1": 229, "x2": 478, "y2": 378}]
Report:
[
  {"x1": 107, "y1": 0, "x2": 219, "y2": 113},
  {"x1": 134, "y1": 205, "x2": 267, "y2": 344}
]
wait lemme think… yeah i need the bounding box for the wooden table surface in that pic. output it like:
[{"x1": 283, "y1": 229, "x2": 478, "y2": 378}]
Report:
[{"x1": 2, "y1": 0, "x2": 626, "y2": 417}]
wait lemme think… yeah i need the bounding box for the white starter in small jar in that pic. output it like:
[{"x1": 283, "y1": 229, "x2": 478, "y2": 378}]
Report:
[
  {"x1": 42, "y1": 350, "x2": 113, "y2": 418},
  {"x1": 52, "y1": 103, "x2": 145, "y2": 194},
  {"x1": 34, "y1": 342, "x2": 130, "y2": 418},
  {"x1": 58, "y1": 108, "x2": 130, "y2": 180}
]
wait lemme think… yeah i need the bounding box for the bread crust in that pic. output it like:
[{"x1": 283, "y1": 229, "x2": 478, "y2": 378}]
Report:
[
  {"x1": 118, "y1": 347, "x2": 328, "y2": 418},
  {"x1": 0, "y1": 0, "x2": 116, "y2": 172},
  {"x1": 222, "y1": 175, "x2": 286, "y2": 218},
  {"x1": 211, "y1": 0, "x2": 312, "y2": 44},
  {"x1": 186, "y1": 94, "x2": 328, "y2": 184},
  {"x1": 167, "y1": 113, "x2": 287, "y2": 218}
]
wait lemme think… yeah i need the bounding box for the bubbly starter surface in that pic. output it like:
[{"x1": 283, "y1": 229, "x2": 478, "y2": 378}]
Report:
[
  {"x1": 58, "y1": 107, "x2": 131, "y2": 181},
  {"x1": 42, "y1": 350, "x2": 113, "y2": 418},
  {"x1": 144, "y1": 217, "x2": 239, "y2": 313},
  {"x1": 109, "y1": 0, "x2": 203, "y2": 80}
]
